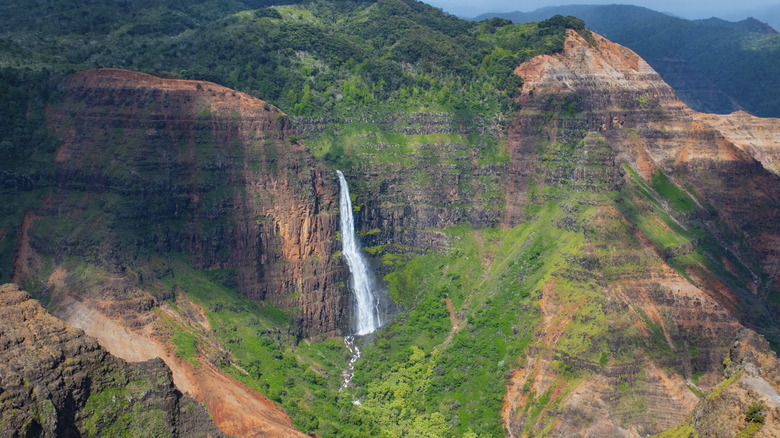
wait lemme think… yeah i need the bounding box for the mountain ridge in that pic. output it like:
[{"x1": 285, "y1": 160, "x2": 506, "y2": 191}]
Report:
[
  {"x1": 474, "y1": 4, "x2": 780, "y2": 118},
  {"x1": 0, "y1": 282, "x2": 228, "y2": 437},
  {"x1": 497, "y1": 29, "x2": 779, "y2": 435}
]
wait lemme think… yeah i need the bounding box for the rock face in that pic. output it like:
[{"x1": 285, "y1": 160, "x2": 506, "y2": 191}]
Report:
[
  {"x1": 698, "y1": 110, "x2": 780, "y2": 176},
  {"x1": 52, "y1": 293, "x2": 307, "y2": 438},
  {"x1": 293, "y1": 112, "x2": 508, "y2": 257},
  {"x1": 0, "y1": 283, "x2": 226, "y2": 437},
  {"x1": 687, "y1": 329, "x2": 780, "y2": 437},
  {"x1": 41, "y1": 69, "x2": 345, "y2": 338},
  {"x1": 512, "y1": 31, "x2": 780, "y2": 296},
  {"x1": 5, "y1": 30, "x2": 780, "y2": 438},
  {"x1": 510, "y1": 30, "x2": 780, "y2": 332},
  {"x1": 500, "y1": 30, "x2": 780, "y2": 437}
]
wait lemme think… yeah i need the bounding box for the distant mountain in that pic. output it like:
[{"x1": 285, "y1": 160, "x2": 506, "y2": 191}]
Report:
[
  {"x1": 724, "y1": 4, "x2": 780, "y2": 31},
  {"x1": 475, "y1": 4, "x2": 780, "y2": 117}
]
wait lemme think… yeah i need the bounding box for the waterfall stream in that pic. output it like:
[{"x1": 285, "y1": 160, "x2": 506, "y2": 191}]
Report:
[
  {"x1": 341, "y1": 336, "x2": 360, "y2": 389},
  {"x1": 337, "y1": 170, "x2": 383, "y2": 389},
  {"x1": 337, "y1": 170, "x2": 382, "y2": 335}
]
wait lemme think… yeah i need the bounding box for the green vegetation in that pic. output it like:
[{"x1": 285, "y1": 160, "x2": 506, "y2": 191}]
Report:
[
  {"x1": 1, "y1": 1, "x2": 777, "y2": 437},
  {"x1": 0, "y1": 1, "x2": 581, "y2": 126},
  {"x1": 481, "y1": 4, "x2": 780, "y2": 117},
  {"x1": 745, "y1": 401, "x2": 766, "y2": 425},
  {"x1": 80, "y1": 372, "x2": 173, "y2": 438},
  {"x1": 652, "y1": 421, "x2": 697, "y2": 438},
  {"x1": 735, "y1": 422, "x2": 763, "y2": 438},
  {"x1": 650, "y1": 171, "x2": 697, "y2": 214},
  {"x1": 0, "y1": 68, "x2": 61, "y2": 284}
]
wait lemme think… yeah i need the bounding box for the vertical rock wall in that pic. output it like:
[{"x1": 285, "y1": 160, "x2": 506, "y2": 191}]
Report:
[{"x1": 44, "y1": 69, "x2": 346, "y2": 338}]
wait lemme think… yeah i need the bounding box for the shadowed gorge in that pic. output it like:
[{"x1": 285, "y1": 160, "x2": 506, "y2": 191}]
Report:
[{"x1": 1, "y1": 1, "x2": 780, "y2": 437}]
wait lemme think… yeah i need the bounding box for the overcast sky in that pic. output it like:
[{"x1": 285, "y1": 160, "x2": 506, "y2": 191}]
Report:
[{"x1": 423, "y1": 0, "x2": 780, "y2": 21}]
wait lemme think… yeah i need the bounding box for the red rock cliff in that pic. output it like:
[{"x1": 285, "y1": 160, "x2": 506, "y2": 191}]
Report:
[
  {"x1": 501, "y1": 30, "x2": 780, "y2": 437},
  {"x1": 44, "y1": 68, "x2": 346, "y2": 338},
  {"x1": 510, "y1": 32, "x2": 780, "y2": 296}
]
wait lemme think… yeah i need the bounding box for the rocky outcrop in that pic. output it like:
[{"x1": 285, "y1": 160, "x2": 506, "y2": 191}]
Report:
[
  {"x1": 53, "y1": 293, "x2": 307, "y2": 438},
  {"x1": 501, "y1": 30, "x2": 780, "y2": 437},
  {"x1": 510, "y1": 30, "x2": 780, "y2": 325},
  {"x1": 699, "y1": 110, "x2": 780, "y2": 175},
  {"x1": 686, "y1": 329, "x2": 780, "y2": 437},
  {"x1": 0, "y1": 283, "x2": 226, "y2": 437},
  {"x1": 41, "y1": 68, "x2": 345, "y2": 338}
]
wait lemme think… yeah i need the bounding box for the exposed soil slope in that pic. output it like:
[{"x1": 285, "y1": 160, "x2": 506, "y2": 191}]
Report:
[
  {"x1": 501, "y1": 30, "x2": 780, "y2": 437},
  {"x1": 54, "y1": 293, "x2": 306, "y2": 438},
  {"x1": 0, "y1": 283, "x2": 226, "y2": 438}
]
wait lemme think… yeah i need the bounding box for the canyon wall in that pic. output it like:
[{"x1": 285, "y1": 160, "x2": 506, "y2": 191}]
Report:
[
  {"x1": 499, "y1": 30, "x2": 780, "y2": 436},
  {"x1": 293, "y1": 113, "x2": 508, "y2": 257},
  {"x1": 37, "y1": 68, "x2": 346, "y2": 338},
  {"x1": 5, "y1": 29, "x2": 780, "y2": 438},
  {"x1": 0, "y1": 283, "x2": 225, "y2": 437},
  {"x1": 510, "y1": 30, "x2": 780, "y2": 335}
]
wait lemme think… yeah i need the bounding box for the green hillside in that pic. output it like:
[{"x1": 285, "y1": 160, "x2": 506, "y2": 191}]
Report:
[
  {"x1": 476, "y1": 4, "x2": 780, "y2": 117},
  {"x1": 0, "y1": 0, "x2": 584, "y2": 122}
]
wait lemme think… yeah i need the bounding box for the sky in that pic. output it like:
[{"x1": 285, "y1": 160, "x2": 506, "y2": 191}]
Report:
[{"x1": 423, "y1": 0, "x2": 780, "y2": 21}]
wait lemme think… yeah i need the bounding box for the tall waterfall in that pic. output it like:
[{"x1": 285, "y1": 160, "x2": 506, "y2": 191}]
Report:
[{"x1": 337, "y1": 170, "x2": 382, "y2": 335}]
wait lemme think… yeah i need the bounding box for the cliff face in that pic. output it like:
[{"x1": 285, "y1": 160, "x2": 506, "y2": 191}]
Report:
[
  {"x1": 500, "y1": 30, "x2": 780, "y2": 436},
  {"x1": 292, "y1": 113, "x2": 508, "y2": 259},
  {"x1": 685, "y1": 329, "x2": 780, "y2": 437},
  {"x1": 0, "y1": 283, "x2": 225, "y2": 437},
  {"x1": 512, "y1": 31, "x2": 780, "y2": 295},
  {"x1": 510, "y1": 30, "x2": 780, "y2": 325},
  {"x1": 698, "y1": 110, "x2": 780, "y2": 177},
  {"x1": 4, "y1": 28, "x2": 780, "y2": 437},
  {"x1": 39, "y1": 68, "x2": 345, "y2": 338}
]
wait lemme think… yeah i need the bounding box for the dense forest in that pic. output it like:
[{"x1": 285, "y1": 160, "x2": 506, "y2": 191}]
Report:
[{"x1": 0, "y1": 0, "x2": 589, "y2": 120}]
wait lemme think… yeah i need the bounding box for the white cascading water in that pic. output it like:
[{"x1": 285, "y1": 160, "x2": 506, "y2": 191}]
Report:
[
  {"x1": 341, "y1": 335, "x2": 360, "y2": 389},
  {"x1": 337, "y1": 170, "x2": 383, "y2": 336}
]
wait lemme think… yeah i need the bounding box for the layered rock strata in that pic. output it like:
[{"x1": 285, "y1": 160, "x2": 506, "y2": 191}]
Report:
[
  {"x1": 292, "y1": 116, "x2": 507, "y2": 255},
  {"x1": 0, "y1": 283, "x2": 226, "y2": 437},
  {"x1": 41, "y1": 68, "x2": 345, "y2": 338},
  {"x1": 687, "y1": 330, "x2": 780, "y2": 437},
  {"x1": 511, "y1": 31, "x2": 780, "y2": 296},
  {"x1": 501, "y1": 30, "x2": 780, "y2": 436}
]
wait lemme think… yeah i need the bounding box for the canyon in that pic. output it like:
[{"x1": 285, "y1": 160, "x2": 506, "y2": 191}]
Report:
[
  {"x1": 1, "y1": 3, "x2": 780, "y2": 437},
  {"x1": 499, "y1": 29, "x2": 780, "y2": 436}
]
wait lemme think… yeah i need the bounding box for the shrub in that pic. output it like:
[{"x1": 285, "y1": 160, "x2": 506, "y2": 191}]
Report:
[{"x1": 745, "y1": 402, "x2": 766, "y2": 424}]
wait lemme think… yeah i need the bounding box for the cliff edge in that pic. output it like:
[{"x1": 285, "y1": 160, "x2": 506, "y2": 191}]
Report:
[{"x1": 0, "y1": 282, "x2": 226, "y2": 437}]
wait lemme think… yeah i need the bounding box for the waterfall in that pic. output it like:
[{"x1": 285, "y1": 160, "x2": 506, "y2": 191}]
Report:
[
  {"x1": 337, "y1": 170, "x2": 382, "y2": 336},
  {"x1": 341, "y1": 336, "x2": 360, "y2": 388}
]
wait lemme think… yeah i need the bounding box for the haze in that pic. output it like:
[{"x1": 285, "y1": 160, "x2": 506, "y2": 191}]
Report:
[{"x1": 426, "y1": 0, "x2": 780, "y2": 21}]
